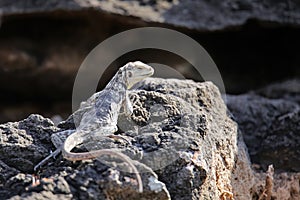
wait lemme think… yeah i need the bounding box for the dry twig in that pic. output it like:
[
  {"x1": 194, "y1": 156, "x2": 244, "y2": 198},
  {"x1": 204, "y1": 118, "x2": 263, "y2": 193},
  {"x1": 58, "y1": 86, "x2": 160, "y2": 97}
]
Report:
[{"x1": 258, "y1": 165, "x2": 274, "y2": 200}]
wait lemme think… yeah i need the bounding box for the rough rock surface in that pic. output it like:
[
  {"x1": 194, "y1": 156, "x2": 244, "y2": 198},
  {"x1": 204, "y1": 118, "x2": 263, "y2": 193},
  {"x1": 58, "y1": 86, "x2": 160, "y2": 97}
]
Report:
[
  {"x1": 0, "y1": 78, "x2": 254, "y2": 199},
  {"x1": 226, "y1": 79, "x2": 300, "y2": 172},
  {"x1": 131, "y1": 78, "x2": 253, "y2": 199},
  {"x1": 1, "y1": 0, "x2": 300, "y2": 31},
  {"x1": 226, "y1": 79, "x2": 300, "y2": 199},
  {"x1": 0, "y1": 115, "x2": 170, "y2": 200}
]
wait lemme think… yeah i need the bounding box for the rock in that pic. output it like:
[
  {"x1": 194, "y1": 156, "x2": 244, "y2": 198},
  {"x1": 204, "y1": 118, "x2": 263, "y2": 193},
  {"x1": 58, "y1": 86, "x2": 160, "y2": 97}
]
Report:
[
  {"x1": 0, "y1": 114, "x2": 170, "y2": 199},
  {"x1": 135, "y1": 78, "x2": 254, "y2": 199},
  {"x1": 0, "y1": 114, "x2": 60, "y2": 199},
  {"x1": 226, "y1": 80, "x2": 300, "y2": 199},
  {"x1": 226, "y1": 81, "x2": 300, "y2": 172},
  {"x1": 0, "y1": 78, "x2": 255, "y2": 199},
  {"x1": 60, "y1": 77, "x2": 255, "y2": 199},
  {"x1": 257, "y1": 79, "x2": 300, "y2": 104},
  {"x1": 0, "y1": 114, "x2": 58, "y2": 173},
  {"x1": 1, "y1": 0, "x2": 300, "y2": 31}
]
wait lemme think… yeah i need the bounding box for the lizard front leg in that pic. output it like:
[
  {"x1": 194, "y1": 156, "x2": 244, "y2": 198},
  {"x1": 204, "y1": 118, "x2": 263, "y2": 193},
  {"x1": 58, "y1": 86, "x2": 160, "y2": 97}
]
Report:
[{"x1": 124, "y1": 90, "x2": 133, "y2": 117}]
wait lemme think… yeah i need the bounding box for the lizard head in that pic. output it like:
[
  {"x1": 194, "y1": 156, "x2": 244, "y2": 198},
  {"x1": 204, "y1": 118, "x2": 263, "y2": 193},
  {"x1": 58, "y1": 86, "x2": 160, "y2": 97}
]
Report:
[{"x1": 121, "y1": 61, "x2": 154, "y2": 88}]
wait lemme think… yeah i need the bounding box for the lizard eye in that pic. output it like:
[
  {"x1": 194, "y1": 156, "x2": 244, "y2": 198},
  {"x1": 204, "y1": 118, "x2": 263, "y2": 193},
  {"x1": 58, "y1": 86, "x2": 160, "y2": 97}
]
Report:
[{"x1": 128, "y1": 71, "x2": 132, "y2": 78}]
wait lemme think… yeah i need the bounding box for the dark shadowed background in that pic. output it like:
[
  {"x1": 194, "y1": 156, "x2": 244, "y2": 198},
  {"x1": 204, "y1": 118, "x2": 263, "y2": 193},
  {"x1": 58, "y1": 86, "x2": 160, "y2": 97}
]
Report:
[{"x1": 0, "y1": 0, "x2": 299, "y2": 123}]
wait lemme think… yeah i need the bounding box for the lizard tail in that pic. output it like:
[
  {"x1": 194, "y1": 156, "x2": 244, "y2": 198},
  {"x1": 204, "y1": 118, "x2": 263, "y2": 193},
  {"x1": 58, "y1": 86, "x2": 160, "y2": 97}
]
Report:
[{"x1": 62, "y1": 132, "x2": 143, "y2": 193}]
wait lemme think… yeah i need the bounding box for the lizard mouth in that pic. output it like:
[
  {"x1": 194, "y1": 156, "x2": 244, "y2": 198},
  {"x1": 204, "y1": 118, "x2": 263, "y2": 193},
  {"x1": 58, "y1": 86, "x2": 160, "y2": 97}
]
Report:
[
  {"x1": 136, "y1": 71, "x2": 153, "y2": 78},
  {"x1": 143, "y1": 68, "x2": 154, "y2": 76},
  {"x1": 144, "y1": 71, "x2": 154, "y2": 76}
]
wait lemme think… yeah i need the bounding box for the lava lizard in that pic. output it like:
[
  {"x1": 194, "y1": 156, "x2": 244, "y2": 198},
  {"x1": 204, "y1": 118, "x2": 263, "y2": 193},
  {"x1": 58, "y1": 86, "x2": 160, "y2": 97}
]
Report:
[{"x1": 34, "y1": 61, "x2": 154, "y2": 192}]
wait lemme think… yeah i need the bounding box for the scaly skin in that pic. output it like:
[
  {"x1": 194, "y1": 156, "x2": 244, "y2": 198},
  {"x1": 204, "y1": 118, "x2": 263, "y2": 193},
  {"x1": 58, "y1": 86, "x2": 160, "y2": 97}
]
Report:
[{"x1": 35, "y1": 61, "x2": 154, "y2": 193}]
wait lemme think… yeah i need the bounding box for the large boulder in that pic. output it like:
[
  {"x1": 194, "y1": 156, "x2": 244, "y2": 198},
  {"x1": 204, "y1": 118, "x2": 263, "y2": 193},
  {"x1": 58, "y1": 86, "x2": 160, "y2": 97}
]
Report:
[{"x1": 0, "y1": 78, "x2": 254, "y2": 199}]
